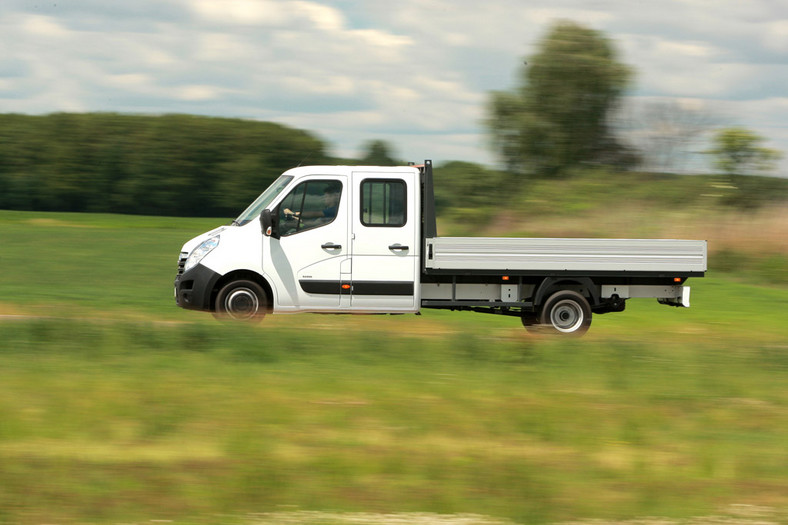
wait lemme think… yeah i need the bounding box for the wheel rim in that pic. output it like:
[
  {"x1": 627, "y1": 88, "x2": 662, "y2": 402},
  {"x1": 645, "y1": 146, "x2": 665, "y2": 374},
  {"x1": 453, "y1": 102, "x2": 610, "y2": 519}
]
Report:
[
  {"x1": 549, "y1": 299, "x2": 584, "y2": 333},
  {"x1": 224, "y1": 288, "x2": 259, "y2": 320}
]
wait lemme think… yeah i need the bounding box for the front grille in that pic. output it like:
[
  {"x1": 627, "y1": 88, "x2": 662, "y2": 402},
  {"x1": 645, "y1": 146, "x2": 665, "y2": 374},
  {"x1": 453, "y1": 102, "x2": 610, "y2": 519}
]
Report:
[{"x1": 177, "y1": 252, "x2": 188, "y2": 275}]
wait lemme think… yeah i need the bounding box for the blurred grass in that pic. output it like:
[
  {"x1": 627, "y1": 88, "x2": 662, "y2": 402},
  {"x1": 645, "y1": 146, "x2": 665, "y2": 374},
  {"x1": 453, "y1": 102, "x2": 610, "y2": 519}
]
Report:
[
  {"x1": 0, "y1": 211, "x2": 218, "y2": 318},
  {"x1": 0, "y1": 209, "x2": 787, "y2": 524},
  {"x1": 2, "y1": 313, "x2": 788, "y2": 523}
]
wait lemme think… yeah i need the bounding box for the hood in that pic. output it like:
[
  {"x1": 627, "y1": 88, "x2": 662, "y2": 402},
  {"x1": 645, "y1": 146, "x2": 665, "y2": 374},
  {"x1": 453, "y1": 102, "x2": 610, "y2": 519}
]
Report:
[{"x1": 180, "y1": 225, "x2": 228, "y2": 254}]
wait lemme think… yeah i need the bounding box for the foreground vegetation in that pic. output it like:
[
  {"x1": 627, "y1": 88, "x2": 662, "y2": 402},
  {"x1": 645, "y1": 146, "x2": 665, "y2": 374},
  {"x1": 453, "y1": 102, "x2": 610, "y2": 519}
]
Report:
[
  {"x1": 3, "y1": 307, "x2": 787, "y2": 524},
  {"x1": 0, "y1": 208, "x2": 786, "y2": 524}
]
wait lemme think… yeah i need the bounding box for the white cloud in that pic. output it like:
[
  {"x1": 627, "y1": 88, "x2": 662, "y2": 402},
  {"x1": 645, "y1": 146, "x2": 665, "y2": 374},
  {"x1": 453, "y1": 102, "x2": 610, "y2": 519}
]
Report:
[
  {"x1": 763, "y1": 20, "x2": 788, "y2": 53},
  {"x1": 105, "y1": 73, "x2": 153, "y2": 89},
  {"x1": 655, "y1": 40, "x2": 718, "y2": 59},
  {"x1": 191, "y1": 0, "x2": 290, "y2": 26},
  {"x1": 21, "y1": 14, "x2": 70, "y2": 37},
  {"x1": 350, "y1": 29, "x2": 412, "y2": 52},
  {"x1": 293, "y1": 0, "x2": 345, "y2": 32},
  {"x1": 281, "y1": 74, "x2": 356, "y2": 96},
  {"x1": 189, "y1": 0, "x2": 350, "y2": 34},
  {"x1": 143, "y1": 48, "x2": 178, "y2": 67},
  {"x1": 175, "y1": 85, "x2": 224, "y2": 101}
]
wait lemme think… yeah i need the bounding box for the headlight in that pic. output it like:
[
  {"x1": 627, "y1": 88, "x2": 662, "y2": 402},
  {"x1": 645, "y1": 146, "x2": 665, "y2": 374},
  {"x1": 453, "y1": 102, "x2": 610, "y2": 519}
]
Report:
[{"x1": 184, "y1": 236, "x2": 220, "y2": 272}]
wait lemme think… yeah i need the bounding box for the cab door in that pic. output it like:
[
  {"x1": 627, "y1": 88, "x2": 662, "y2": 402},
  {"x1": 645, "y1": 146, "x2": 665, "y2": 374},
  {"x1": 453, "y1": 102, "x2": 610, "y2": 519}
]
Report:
[
  {"x1": 350, "y1": 170, "x2": 419, "y2": 312},
  {"x1": 267, "y1": 176, "x2": 349, "y2": 310}
]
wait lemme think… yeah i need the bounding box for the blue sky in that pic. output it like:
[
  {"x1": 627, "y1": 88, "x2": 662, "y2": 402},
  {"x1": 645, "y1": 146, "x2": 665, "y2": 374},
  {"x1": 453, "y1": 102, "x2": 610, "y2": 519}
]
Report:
[{"x1": 1, "y1": 0, "x2": 787, "y2": 175}]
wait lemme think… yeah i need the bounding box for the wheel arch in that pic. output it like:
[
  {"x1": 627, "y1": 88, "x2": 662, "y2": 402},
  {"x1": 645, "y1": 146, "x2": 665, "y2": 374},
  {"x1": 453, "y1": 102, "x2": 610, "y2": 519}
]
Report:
[
  {"x1": 210, "y1": 270, "x2": 274, "y2": 313},
  {"x1": 533, "y1": 276, "x2": 599, "y2": 307}
]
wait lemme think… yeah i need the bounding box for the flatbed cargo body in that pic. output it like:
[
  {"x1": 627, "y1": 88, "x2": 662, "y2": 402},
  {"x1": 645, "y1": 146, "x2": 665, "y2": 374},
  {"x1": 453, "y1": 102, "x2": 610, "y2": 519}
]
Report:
[{"x1": 425, "y1": 237, "x2": 707, "y2": 275}]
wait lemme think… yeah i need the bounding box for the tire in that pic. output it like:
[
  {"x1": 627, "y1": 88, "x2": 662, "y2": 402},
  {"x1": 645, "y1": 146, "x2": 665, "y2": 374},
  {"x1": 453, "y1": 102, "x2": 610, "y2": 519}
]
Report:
[
  {"x1": 521, "y1": 312, "x2": 538, "y2": 327},
  {"x1": 214, "y1": 280, "x2": 267, "y2": 323},
  {"x1": 535, "y1": 290, "x2": 592, "y2": 336}
]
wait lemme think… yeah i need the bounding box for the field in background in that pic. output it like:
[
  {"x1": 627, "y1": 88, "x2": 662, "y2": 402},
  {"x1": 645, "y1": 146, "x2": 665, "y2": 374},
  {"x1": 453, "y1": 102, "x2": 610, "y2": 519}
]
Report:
[{"x1": 0, "y1": 204, "x2": 786, "y2": 524}]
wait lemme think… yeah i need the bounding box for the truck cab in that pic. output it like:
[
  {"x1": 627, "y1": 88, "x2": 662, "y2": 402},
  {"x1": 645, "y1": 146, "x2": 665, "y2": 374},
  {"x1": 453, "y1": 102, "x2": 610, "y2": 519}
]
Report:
[{"x1": 175, "y1": 165, "x2": 423, "y2": 320}]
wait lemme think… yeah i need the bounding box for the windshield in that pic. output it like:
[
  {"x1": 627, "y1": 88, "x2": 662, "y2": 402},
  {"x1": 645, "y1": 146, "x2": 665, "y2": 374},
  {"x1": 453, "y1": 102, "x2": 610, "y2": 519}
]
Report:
[{"x1": 234, "y1": 175, "x2": 294, "y2": 225}]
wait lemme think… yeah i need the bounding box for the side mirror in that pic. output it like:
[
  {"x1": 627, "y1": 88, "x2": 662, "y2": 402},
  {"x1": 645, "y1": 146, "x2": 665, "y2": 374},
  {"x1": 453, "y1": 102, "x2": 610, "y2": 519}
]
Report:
[{"x1": 260, "y1": 209, "x2": 279, "y2": 239}]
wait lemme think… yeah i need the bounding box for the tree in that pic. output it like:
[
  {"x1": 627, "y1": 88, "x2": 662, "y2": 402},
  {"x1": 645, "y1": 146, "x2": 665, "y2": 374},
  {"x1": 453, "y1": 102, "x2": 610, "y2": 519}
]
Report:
[
  {"x1": 432, "y1": 161, "x2": 509, "y2": 226},
  {"x1": 359, "y1": 140, "x2": 399, "y2": 166},
  {"x1": 487, "y1": 21, "x2": 634, "y2": 176},
  {"x1": 620, "y1": 99, "x2": 720, "y2": 173},
  {"x1": 706, "y1": 127, "x2": 781, "y2": 176},
  {"x1": 705, "y1": 127, "x2": 783, "y2": 210}
]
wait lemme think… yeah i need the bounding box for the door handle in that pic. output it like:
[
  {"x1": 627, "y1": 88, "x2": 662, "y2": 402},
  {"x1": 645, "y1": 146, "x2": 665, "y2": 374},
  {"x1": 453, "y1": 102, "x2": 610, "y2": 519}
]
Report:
[
  {"x1": 321, "y1": 243, "x2": 342, "y2": 250},
  {"x1": 388, "y1": 244, "x2": 409, "y2": 251}
]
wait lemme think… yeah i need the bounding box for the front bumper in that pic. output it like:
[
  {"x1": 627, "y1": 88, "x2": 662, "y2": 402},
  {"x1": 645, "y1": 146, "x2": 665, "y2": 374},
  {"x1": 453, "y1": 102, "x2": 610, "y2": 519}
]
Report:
[{"x1": 174, "y1": 263, "x2": 222, "y2": 311}]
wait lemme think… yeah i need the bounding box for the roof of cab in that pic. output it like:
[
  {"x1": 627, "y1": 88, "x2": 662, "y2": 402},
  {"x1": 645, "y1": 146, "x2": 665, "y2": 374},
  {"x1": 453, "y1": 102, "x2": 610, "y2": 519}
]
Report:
[{"x1": 282, "y1": 165, "x2": 420, "y2": 177}]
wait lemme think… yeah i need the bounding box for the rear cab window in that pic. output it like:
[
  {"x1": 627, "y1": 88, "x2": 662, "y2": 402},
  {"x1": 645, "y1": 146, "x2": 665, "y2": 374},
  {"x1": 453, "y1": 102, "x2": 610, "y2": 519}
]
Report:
[{"x1": 360, "y1": 179, "x2": 406, "y2": 227}]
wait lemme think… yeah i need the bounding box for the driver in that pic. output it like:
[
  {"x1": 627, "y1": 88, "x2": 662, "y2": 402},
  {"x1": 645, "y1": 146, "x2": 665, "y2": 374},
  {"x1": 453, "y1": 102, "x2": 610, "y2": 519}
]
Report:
[{"x1": 284, "y1": 184, "x2": 340, "y2": 221}]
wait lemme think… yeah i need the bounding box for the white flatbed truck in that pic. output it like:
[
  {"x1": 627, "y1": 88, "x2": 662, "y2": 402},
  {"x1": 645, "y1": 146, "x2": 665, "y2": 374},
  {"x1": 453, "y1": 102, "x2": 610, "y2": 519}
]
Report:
[{"x1": 174, "y1": 161, "x2": 706, "y2": 335}]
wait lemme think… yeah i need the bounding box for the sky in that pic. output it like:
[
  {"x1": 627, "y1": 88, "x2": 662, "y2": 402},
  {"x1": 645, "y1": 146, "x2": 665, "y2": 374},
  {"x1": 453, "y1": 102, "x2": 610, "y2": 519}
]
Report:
[{"x1": 2, "y1": 0, "x2": 787, "y2": 176}]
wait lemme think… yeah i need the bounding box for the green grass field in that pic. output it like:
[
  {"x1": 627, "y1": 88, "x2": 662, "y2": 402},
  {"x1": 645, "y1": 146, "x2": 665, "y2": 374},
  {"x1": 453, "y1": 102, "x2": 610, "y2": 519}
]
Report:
[{"x1": 1, "y1": 210, "x2": 787, "y2": 525}]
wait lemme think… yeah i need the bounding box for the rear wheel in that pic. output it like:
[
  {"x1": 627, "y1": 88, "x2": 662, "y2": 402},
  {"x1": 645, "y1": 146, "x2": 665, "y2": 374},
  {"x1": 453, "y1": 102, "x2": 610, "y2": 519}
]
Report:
[
  {"x1": 214, "y1": 280, "x2": 267, "y2": 323},
  {"x1": 521, "y1": 312, "x2": 538, "y2": 327},
  {"x1": 533, "y1": 290, "x2": 592, "y2": 336}
]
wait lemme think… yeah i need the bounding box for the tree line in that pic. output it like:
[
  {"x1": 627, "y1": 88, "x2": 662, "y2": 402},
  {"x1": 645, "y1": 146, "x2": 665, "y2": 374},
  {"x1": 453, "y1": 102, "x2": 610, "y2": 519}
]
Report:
[{"x1": 0, "y1": 113, "x2": 331, "y2": 217}]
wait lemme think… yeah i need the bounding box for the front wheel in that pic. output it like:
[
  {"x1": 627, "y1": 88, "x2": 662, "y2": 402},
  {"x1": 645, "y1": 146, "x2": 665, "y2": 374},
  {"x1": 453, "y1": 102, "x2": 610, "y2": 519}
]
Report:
[
  {"x1": 533, "y1": 290, "x2": 592, "y2": 336},
  {"x1": 214, "y1": 280, "x2": 267, "y2": 323}
]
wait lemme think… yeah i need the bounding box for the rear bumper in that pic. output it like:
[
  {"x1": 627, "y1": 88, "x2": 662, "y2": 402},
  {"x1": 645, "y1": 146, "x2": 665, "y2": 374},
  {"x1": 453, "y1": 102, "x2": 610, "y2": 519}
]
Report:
[
  {"x1": 174, "y1": 264, "x2": 222, "y2": 311},
  {"x1": 658, "y1": 286, "x2": 691, "y2": 308},
  {"x1": 601, "y1": 284, "x2": 691, "y2": 308}
]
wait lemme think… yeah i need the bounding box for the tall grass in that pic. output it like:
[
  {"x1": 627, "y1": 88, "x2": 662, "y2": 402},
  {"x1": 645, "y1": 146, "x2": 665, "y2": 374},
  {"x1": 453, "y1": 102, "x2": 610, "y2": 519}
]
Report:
[{"x1": 2, "y1": 314, "x2": 788, "y2": 524}]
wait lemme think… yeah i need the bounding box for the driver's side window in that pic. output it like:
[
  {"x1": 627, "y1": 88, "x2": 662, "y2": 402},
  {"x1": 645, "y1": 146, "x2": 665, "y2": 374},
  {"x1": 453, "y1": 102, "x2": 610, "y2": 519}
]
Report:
[{"x1": 278, "y1": 179, "x2": 342, "y2": 236}]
